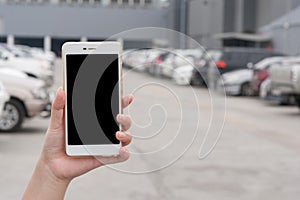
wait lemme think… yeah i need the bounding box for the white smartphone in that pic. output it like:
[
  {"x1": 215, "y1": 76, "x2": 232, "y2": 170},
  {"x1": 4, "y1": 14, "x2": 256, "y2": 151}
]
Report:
[{"x1": 62, "y1": 42, "x2": 122, "y2": 156}]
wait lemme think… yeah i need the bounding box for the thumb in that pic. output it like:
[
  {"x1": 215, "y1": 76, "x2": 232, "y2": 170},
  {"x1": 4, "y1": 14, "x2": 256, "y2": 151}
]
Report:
[{"x1": 49, "y1": 87, "x2": 65, "y2": 131}]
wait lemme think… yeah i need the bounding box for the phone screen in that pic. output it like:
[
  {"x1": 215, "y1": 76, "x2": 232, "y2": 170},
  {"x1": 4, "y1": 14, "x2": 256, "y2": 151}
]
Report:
[{"x1": 66, "y1": 54, "x2": 120, "y2": 145}]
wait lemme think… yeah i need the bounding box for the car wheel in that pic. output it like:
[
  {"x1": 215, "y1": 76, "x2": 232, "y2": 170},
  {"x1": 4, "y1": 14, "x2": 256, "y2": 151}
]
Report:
[
  {"x1": 241, "y1": 83, "x2": 254, "y2": 96},
  {"x1": 0, "y1": 99, "x2": 25, "y2": 132}
]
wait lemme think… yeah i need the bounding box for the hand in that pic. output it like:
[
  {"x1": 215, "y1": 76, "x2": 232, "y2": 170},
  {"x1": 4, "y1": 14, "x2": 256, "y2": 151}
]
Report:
[
  {"x1": 42, "y1": 87, "x2": 134, "y2": 182},
  {"x1": 23, "y1": 87, "x2": 134, "y2": 200}
]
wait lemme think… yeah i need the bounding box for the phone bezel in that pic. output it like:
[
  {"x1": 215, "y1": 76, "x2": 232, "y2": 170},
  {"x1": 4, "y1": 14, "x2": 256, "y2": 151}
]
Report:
[{"x1": 62, "y1": 42, "x2": 122, "y2": 156}]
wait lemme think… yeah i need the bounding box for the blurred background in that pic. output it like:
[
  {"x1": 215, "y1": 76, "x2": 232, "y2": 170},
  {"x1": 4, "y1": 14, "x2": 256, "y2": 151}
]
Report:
[{"x1": 0, "y1": 0, "x2": 300, "y2": 199}]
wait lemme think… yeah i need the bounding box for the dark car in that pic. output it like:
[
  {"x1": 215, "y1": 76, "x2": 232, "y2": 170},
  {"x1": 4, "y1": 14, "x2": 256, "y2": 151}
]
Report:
[{"x1": 191, "y1": 47, "x2": 285, "y2": 86}]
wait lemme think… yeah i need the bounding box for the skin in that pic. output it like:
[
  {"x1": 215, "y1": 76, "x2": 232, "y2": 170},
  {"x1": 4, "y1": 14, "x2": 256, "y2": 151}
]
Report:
[{"x1": 22, "y1": 87, "x2": 134, "y2": 200}]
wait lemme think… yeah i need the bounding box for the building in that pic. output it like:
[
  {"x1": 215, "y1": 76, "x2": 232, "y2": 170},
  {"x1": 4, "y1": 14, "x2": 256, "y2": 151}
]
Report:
[
  {"x1": 260, "y1": 5, "x2": 300, "y2": 55},
  {"x1": 1, "y1": 0, "x2": 300, "y2": 55},
  {"x1": 188, "y1": 0, "x2": 300, "y2": 52},
  {"x1": 0, "y1": 0, "x2": 174, "y2": 55}
]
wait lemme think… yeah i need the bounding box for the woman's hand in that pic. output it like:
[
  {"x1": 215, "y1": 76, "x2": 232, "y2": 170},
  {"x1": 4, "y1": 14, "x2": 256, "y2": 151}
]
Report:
[{"x1": 23, "y1": 87, "x2": 134, "y2": 200}]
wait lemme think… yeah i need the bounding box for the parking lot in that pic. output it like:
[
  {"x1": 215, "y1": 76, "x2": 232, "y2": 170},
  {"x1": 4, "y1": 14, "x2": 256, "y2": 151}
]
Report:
[{"x1": 0, "y1": 59, "x2": 300, "y2": 200}]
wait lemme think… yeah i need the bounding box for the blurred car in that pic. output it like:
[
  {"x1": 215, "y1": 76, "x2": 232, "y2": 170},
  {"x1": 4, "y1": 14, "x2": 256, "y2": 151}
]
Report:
[
  {"x1": 190, "y1": 49, "x2": 222, "y2": 86},
  {"x1": 0, "y1": 68, "x2": 50, "y2": 131},
  {"x1": 219, "y1": 69, "x2": 254, "y2": 96},
  {"x1": 259, "y1": 78, "x2": 294, "y2": 105},
  {"x1": 146, "y1": 51, "x2": 170, "y2": 76},
  {"x1": 0, "y1": 44, "x2": 54, "y2": 86},
  {"x1": 123, "y1": 48, "x2": 165, "y2": 72},
  {"x1": 191, "y1": 48, "x2": 285, "y2": 87},
  {"x1": 123, "y1": 49, "x2": 148, "y2": 71},
  {"x1": 251, "y1": 57, "x2": 295, "y2": 95},
  {"x1": 16, "y1": 45, "x2": 56, "y2": 69},
  {"x1": 172, "y1": 64, "x2": 194, "y2": 85},
  {"x1": 157, "y1": 49, "x2": 202, "y2": 78},
  {"x1": 0, "y1": 81, "x2": 10, "y2": 118},
  {"x1": 269, "y1": 61, "x2": 300, "y2": 108},
  {"x1": 220, "y1": 56, "x2": 288, "y2": 96}
]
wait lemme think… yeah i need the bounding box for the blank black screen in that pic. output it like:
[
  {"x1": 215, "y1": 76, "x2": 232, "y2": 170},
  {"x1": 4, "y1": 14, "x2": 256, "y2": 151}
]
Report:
[{"x1": 66, "y1": 54, "x2": 119, "y2": 145}]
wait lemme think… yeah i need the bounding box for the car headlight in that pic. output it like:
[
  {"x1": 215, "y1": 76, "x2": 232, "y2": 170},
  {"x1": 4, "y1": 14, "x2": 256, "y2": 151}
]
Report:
[{"x1": 31, "y1": 87, "x2": 48, "y2": 100}]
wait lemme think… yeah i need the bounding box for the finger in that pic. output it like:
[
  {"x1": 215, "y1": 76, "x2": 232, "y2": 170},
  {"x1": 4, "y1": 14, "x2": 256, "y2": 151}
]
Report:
[
  {"x1": 116, "y1": 131, "x2": 132, "y2": 146},
  {"x1": 49, "y1": 87, "x2": 65, "y2": 132},
  {"x1": 122, "y1": 94, "x2": 134, "y2": 109},
  {"x1": 94, "y1": 147, "x2": 130, "y2": 165},
  {"x1": 116, "y1": 114, "x2": 131, "y2": 131}
]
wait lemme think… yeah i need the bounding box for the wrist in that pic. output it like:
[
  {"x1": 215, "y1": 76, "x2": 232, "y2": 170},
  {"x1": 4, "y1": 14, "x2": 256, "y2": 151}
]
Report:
[{"x1": 23, "y1": 157, "x2": 70, "y2": 200}]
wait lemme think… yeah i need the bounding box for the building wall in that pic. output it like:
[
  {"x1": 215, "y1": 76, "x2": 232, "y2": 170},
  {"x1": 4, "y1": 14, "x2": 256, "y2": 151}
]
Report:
[
  {"x1": 255, "y1": 0, "x2": 296, "y2": 28},
  {"x1": 0, "y1": 4, "x2": 170, "y2": 39},
  {"x1": 188, "y1": 0, "x2": 300, "y2": 49},
  {"x1": 259, "y1": 5, "x2": 300, "y2": 55},
  {"x1": 188, "y1": 0, "x2": 224, "y2": 48}
]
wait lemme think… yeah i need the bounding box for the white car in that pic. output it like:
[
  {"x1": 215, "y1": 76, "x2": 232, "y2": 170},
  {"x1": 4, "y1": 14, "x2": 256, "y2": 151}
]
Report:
[
  {"x1": 0, "y1": 44, "x2": 54, "y2": 86},
  {"x1": 123, "y1": 49, "x2": 165, "y2": 72},
  {"x1": 172, "y1": 64, "x2": 194, "y2": 85},
  {"x1": 220, "y1": 69, "x2": 254, "y2": 96},
  {"x1": 0, "y1": 68, "x2": 50, "y2": 131},
  {"x1": 16, "y1": 45, "x2": 56, "y2": 68},
  {"x1": 0, "y1": 81, "x2": 10, "y2": 118},
  {"x1": 159, "y1": 49, "x2": 202, "y2": 78},
  {"x1": 220, "y1": 56, "x2": 292, "y2": 96}
]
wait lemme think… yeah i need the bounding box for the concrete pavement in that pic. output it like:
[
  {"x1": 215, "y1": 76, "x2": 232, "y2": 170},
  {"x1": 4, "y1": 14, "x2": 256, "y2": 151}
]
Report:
[{"x1": 0, "y1": 60, "x2": 300, "y2": 199}]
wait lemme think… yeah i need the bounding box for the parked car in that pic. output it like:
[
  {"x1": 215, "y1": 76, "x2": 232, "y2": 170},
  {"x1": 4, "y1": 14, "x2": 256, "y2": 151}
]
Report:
[
  {"x1": 16, "y1": 45, "x2": 56, "y2": 68},
  {"x1": 172, "y1": 64, "x2": 194, "y2": 85},
  {"x1": 0, "y1": 81, "x2": 10, "y2": 118},
  {"x1": 190, "y1": 49, "x2": 223, "y2": 86},
  {"x1": 123, "y1": 48, "x2": 165, "y2": 72},
  {"x1": 146, "y1": 51, "x2": 170, "y2": 76},
  {"x1": 251, "y1": 57, "x2": 297, "y2": 95},
  {"x1": 219, "y1": 56, "x2": 288, "y2": 96},
  {"x1": 158, "y1": 49, "x2": 202, "y2": 78},
  {"x1": 123, "y1": 49, "x2": 148, "y2": 70},
  {"x1": 0, "y1": 44, "x2": 54, "y2": 87},
  {"x1": 172, "y1": 50, "x2": 214, "y2": 85},
  {"x1": 0, "y1": 68, "x2": 50, "y2": 131},
  {"x1": 219, "y1": 69, "x2": 254, "y2": 96},
  {"x1": 259, "y1": 78, "x2": 295, "y2": 105},
  {"x1": 191, "y1": 48, "x2": 285, "y2": 87},
  {"x1": 269, "y1": 61, "x2": 300, "y2": 108}
]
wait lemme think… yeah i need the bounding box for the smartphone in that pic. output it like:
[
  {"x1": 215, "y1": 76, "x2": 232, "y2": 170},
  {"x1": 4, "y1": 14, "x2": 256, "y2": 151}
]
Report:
[{"x1": 62, "y1": 42, "x2": 122, "y2": 156}]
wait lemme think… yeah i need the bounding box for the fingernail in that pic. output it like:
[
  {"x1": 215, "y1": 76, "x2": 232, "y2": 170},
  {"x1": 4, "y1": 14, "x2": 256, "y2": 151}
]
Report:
[
  {"x1": 118, "y1": 131, "x2": 126, "y2": 138},
  {"x1": 118, "y1": 114, "x2": 126, "y2": 121},
  {"x1": 56, "y1": 87, "x2": 62, "y2": 94}
]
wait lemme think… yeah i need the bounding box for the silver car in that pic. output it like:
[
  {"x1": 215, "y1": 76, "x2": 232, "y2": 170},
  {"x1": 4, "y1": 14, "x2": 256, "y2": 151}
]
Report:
[{"x1": 0, "y1": 68, "x2": 50, "y2": 131}]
